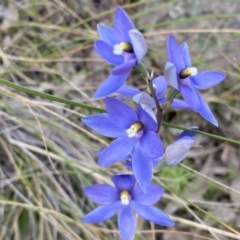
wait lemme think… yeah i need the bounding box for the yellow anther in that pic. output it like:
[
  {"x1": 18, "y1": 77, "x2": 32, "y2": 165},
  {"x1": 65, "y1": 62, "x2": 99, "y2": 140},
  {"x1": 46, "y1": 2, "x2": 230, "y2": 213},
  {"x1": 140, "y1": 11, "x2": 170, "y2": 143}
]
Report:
[
  {"x1": 145, "y1": 84, "x2": 156, "y2": 96},
  {"x1": 120, "y1": 190, "x2": 130, "y2": 205},
  {"x1": 130, "y1": 121, "x2": 143, "y2": 133},
  {"x1": 120, "y1": 42, "x2": 133, "y2": 53},
  {"x1": 120, "y1": 190, "x2": 130, "y2": 200},
  {"x1": 179, "y1": 67, "x2": 193, "y2": 79}
]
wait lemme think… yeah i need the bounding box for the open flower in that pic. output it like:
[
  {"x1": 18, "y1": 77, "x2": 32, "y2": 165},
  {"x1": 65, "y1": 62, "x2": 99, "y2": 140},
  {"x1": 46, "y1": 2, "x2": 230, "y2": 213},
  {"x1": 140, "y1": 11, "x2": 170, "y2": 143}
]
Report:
[
  {"x1": 117, "y1": 76, "x2": 190, "y2": 110},
  {"x1": 82, "y1": 97, "x2": 163, "y2": 192},
  {"x1": 164, "y1": 34, "x2": 226, "y2": 126},
  {"x1": 94, "y1": 6, "x2": 148, "y2": 99},
  {"x1": 82, "y1": 173, "x2": 174, "y2": 240},
  {"x1": 165, "y1": 127, "x2": 198, "y2": 166}
]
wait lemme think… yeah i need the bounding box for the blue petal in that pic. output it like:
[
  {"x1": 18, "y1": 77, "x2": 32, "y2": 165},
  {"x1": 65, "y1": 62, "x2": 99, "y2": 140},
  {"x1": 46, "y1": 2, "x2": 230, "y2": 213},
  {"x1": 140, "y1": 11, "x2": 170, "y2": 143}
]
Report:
[
  {"x1": 139, "y1": 105, "x2": 157, "y2": 122},
  {"x1": 129, "y1": 29, "x2": 148, "y2": 64},
  {"x1": 137, "y1": 104, "x2": 157, "y2": 131},
  {"x1": 98, "y1": 137, "x2": 136, "y2": 166},
  {"x1": 191, "y1": 71, "x2": 226, "y2": 89},
  {"x1": 111, "y1": 58, "x2": 137, "y2": 75},
  {"x1": 116, "y1": 85, "x2": 140, "y2": 98},
  {"x1": 180, "y1": 42, "x2": 192, "y2": 67},
  {"x1": 153, "y1": 76, "x2": 167, "y2": 96},
  {"x1": 164, "y1": 62, "x2": 179, "y2": 90},
  {"x1": 171, "y1": 99, "x2": 191, "y2": 110},
  {"x1": 165, "y1": 137, "x2": 195, "y2": 166},
  {"x1": 130, "y1": 201, "x2": 175, "y2": 226},
  {"x1": 176, "y1": 126, "x2": 199, "y2": 140},
  {"x1": 166, "y1": 34, "x2": 185, "y2": 73},
  {"x1": 118, "y1": 207, "x2": 135, "y2": 240},
  {"x1": 131, "y1": 184, "x2": 164, "y2": 205},
  {"x1": 94, "y1": 72, "x2": 129, "y2": 99},
  {"x1": 94, "y1": 40, "x2": 123, "y2": 65},
  {"x1": 106, "y1": 97, "x2": 138, "y2": 129},
  {"x1": 196, "y1": 91, "x2": 218, "y2": 126},
  {"x1": 82, "y1": 114, "x2": 126, "y2": 138},
  {"x1": 140, "y1": 131, "x2": 163, "y2": 159},
  {"x1": 114, "y1": 6, "x2": 135, "y2": 43},
  {"x1": 132, "y1": 144, "x2": 153, "y2": 193},
  {"x1": 133, "y1": 92, "x2": 156, "y2": 109},
  {"x1": 112, "y1": 173, "x2": 136, "y2": 192},
  {"x1": 97, "y1": 24, "x2": 116, "y2": 46},
  {"x1": 123, "y1": 52, "x2": 135, "y2": 62},
  {"x1": 82, "y1": 202, "x2": 121, "y2": 223},
  {"x1": 179, "y1": 84, "x2": 201, "y2": 111},
  {"x1": 84, "y1": 184, "x2": 119, "y2": 204}
]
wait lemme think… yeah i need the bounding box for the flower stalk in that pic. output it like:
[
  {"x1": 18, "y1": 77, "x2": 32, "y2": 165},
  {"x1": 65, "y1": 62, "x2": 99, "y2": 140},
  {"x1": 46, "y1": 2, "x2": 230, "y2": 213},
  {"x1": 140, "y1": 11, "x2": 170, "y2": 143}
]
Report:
[{"x1": 147, "y1": 77, "x2": 163, "y2": 133}]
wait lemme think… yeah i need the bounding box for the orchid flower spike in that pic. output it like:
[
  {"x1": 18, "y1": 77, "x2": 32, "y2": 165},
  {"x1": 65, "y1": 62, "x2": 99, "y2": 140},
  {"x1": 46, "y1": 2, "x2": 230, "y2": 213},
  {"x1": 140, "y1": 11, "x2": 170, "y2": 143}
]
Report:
[
  {"x1": 82, "y1": 173, "x2": 174, "y2": 240},
  {"x1": 165, "y1": 34, "x2": 226, "y2": 126},
  {"x1": 94, "y1": 6, "x2": 148, "y2": 99},
  {"x1": 82, "y1": 97, "x2": 163, "y2": 192}
]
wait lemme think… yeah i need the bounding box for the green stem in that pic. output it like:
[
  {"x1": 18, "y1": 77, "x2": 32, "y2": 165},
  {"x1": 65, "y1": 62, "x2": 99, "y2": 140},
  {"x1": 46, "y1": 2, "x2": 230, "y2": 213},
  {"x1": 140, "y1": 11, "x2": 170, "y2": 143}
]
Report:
[
  {"x1": 0, "y1": 78, "x2": 240, "y2": 145},
  {"x1": 148, "y1": 80, "x2": 163, "y2": 132},
  {"x1": 0, "y1": 78, "x2": 104, "y2": 113},
  {"x1": 163, "y1": 122, "x2": 240, "y2": 145}
]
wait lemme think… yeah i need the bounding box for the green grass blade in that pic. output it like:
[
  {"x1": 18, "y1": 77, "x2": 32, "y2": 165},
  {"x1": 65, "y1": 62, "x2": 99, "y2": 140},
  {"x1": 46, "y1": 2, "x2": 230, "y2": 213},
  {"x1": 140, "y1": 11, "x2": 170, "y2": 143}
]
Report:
[
  {"x1": 0, "y1": 78, "x2": 104, "y2": 113},
  {"x1": 0, "y1": 77, "x2": 239, "y2": 145},
  {"x1": 162, "y1": 122, "x2": 240, "y2": 145}
]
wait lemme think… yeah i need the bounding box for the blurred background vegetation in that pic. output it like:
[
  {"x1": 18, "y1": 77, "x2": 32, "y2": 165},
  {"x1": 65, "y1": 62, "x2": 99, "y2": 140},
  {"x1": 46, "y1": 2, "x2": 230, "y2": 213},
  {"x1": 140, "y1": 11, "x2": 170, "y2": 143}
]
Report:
[{"x1": 0, "y1": 0, "x2": 240, "y2": 239}]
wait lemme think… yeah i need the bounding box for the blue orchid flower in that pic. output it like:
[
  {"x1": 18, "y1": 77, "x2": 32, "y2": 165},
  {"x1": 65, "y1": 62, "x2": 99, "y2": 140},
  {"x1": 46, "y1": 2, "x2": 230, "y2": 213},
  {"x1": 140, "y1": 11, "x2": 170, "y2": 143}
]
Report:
[
  {"x1": 164, "y1": 126, "x2": 198, "y2": 166},
  {"x1": 82, "y1": 173, "x2": 174, "y2": 240},
  {"x1": 165, "y1": 34, "x2": 226, "y2": 126},
  {"x1": 94, "y1": 6, "x2": 148, "y2": 99},
  {"x1": 117, "y1": 76, "x2": 190, "y2": 110},
  {"x1": 82, "y1": 97, "x2": 163, "y2": 192}
]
